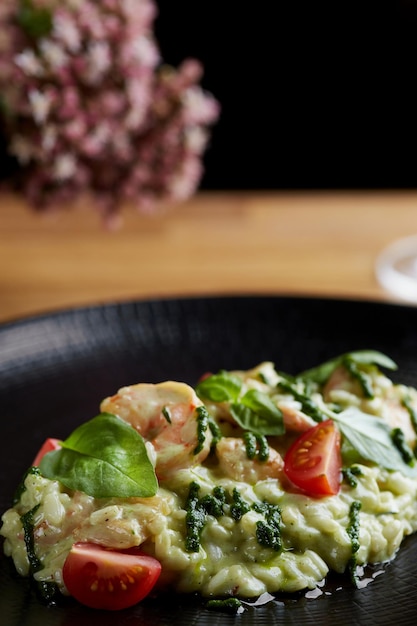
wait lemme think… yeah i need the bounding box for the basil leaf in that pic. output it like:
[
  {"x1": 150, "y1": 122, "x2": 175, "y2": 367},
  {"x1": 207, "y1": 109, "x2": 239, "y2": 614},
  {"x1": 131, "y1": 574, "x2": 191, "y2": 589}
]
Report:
[
  {"x1": 299, "y1": 350, "x2": 397, "y2": 384},
  {"x1": 333, "y1": 407, "x2": 417, "y2": 477},
  {"x1": 230, "y1": 390, "x2": 284, "y2": 436},
  {"x1": 196, "y1": 372, "x2": 243, "y2": 403},
  {"x1": 39, "y1": 413, "x2": 158, "y2": 498}
]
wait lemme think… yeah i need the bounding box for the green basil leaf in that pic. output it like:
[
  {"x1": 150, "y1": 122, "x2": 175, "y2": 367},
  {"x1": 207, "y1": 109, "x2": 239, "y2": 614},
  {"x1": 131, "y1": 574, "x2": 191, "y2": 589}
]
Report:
[
  {"x1": 333, "y1": 407, "x2": 417, "y2": 477},
  {"x1": 196, "y1": 371, "x2": 243, "y2": 403},
  {"x1": 299, "y1": 350, "x2": 397, "y2": 384},
  {"x1": 39, "y1": 413, "x2": 158, "y2": 498},
  {"x1": 230, "y1": 390, "x2": 284, "y2": 436}
]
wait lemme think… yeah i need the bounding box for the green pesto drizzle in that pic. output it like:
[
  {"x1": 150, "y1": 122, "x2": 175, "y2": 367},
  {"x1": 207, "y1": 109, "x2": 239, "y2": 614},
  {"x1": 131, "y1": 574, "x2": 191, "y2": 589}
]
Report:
[
  {"x1": 230, "y1": 488, "x2": 251, "y2": 522},
  {"x1": 277, "y1": 380, "x2": 326, "y2": 422},
  {"x1": 347, "y1": 501, "x2": 361, "y2": 554},
  {"x1": 208, "y1": 416, "x2": 222, "y2": 447},
  {"x1": 184, "y1": 483, "x2": 282, "y2": 553},
  {"x1": 184, "y1": 482, "x2": 206, "y2": 552},
  {"x1": 256, "y1": 435, "x2": 269, "y2": 462},
  {"x1": 194, "y1": 405, "x2": 210, "y2": 454},
  {"x1": 206, "y1": 597, "x2": 243, "y2": 614},
  {"x1": 402, "y1": 396, "x2": 417, "y2": 457},
  {"x1": 402, "y1": 396, "x2": 417, "y2": 434},
  {"x1": 243, "y1": 432, "x2": 269, "y2": 461},
  {"x1": 21, "y1": 504, "x2": 42, "y2": 572},
  {"x1": 21, "y1": 504, "x2": 59, "y2": 604},
  {"x1": 346, "y1": 500, "x2": 362, "y2": 585},
  {"x1": 342, "y1": 465, "x2": 363, "y2": 488},
  {"x1": 391, "y1": 427, "x2": 415, "y2": 465},
  {"x1": 185, "y1": 483, "x2": 227, "y2": 552},
  {"x1": 343, "y1": 357, "x2": 374, "y2": 399},
  {"x1": 162, "y1": 406, "x2": 172, "y2": 424},
  {"x1": 253, "y1": 501, "x2": 282, "y2": 551},
  {"x1": 200, "y1": 486, "x2": 227, "y2": 518},
  {"x1": 13, "y1": 466, "x2": 41, "y2": 505},
  {"x1": 243, "y1": 431, "x2": 257, "y2": 459}
]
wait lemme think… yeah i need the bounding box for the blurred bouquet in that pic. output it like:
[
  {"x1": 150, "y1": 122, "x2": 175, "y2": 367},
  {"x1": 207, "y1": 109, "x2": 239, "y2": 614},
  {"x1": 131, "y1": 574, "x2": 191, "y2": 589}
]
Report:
[{"x1": 0, "y1": 0, "x2": 219, "y2": 225}]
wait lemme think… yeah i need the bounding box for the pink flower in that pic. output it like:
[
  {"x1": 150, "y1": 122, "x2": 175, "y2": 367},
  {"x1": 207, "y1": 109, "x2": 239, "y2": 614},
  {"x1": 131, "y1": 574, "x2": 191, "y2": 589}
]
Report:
[
  {"x1": 53, "y1": 11, "x2": 81, "y2": 53},
  {"x1": 0, "y1": 0, "x2": 220, "y2": 226}
]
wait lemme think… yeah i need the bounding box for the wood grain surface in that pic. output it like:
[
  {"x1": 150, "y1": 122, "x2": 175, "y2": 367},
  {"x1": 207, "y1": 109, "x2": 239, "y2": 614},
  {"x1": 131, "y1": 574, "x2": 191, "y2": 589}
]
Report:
[{"x1": 1, "y1": 190, "x2": 416, "y2": 323}]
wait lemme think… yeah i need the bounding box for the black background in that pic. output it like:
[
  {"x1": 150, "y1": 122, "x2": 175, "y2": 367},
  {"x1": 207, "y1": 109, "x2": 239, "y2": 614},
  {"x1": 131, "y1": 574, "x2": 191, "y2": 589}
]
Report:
[
  {"x1": 1, "y1": 1, "x2": 417, "y2": 191},
  {"x1": 155, "y1": 0, "x2": 417, "y2": 190}
]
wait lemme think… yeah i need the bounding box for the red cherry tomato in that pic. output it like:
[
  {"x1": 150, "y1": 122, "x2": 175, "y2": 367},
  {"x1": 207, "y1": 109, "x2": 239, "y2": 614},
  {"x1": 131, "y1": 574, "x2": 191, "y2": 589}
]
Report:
[
  {"x1": 283, "y1": 419, "x2": 342, "y2": 497},
  {"x1": 62, "y1": 542, "x2": 161, "y2": 610},
  {"x1": 32, "y1": 438, "x2": 61, "y2": 466}
]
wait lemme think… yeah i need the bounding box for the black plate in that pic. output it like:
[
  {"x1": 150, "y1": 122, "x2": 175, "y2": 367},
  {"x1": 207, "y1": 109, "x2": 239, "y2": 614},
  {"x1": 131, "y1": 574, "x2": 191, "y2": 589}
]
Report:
[{"x1": 1, "y1": 295, "x2": 417, "y2": 626}]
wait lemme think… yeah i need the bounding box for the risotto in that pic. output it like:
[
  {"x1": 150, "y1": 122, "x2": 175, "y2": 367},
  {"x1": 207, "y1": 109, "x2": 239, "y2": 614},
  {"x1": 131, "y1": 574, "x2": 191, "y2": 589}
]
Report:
[{"x1": 2, "y1": 350, "x2": 417, "y2": 611}]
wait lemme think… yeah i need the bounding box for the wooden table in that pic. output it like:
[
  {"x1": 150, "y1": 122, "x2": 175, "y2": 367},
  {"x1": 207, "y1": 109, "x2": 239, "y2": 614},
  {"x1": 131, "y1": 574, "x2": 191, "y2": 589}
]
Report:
[{"x1": 1, "y1": 190, "x2": 416, "y2": 323}]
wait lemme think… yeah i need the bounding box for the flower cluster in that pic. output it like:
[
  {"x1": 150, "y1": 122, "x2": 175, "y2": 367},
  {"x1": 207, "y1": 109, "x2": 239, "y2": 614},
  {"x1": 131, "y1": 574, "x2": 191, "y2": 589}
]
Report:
[{"x1": 0, "y1": 0, "x2": 219, "y2": 225}]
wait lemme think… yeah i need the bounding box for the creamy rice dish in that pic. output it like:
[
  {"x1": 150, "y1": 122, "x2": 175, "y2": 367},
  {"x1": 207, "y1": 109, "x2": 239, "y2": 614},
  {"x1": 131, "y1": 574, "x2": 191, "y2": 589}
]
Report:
[{"x1": 2, "y1": 350, "x2": 417, "y2": 612}]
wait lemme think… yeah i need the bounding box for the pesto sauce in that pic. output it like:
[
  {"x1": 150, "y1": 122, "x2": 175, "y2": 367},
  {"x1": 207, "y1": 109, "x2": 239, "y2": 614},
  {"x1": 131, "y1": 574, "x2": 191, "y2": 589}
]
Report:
[
  {"x1": 342, "y1": 465, "x2": 363, "y2": 488},
  {"x1": 206, "y1": 597, "x2": 243, "y2": 614},
  {"x1": 256, "y1": 435, "x2": 269, "y2": 462},
  {"x1": 21, "y1": 504, "x2": 42, "y2": 572},
  {"x1": 200, "y1": 486, "x2": 227, "y2": 518},
  {"x1": 243, "y1": 431, "x2": 257, "y2": 459},
  {"x1": 13, "y1": 466, "x2": 41, "y2": 505},
  {"x1": 277, "y1": 380, "x2": 326, "y2": 422},
  {"x1": 243, "y1": 432, "x2": 269, "y2": 462},
  {"x1": 208, "y1": 417, "x2": 222, "y2": 447},
  {"x1": 185, "y1": 482, "x2": 206, "y2": 552},
  {"x1": 391, "y1": 427, "x2": 415, "y2": 465},
  {"x1": 253, "y1": 501, "x2": 282, "y2": 551},
  {"x1": 162, "y1": 406, "x2": 172, "y2": 424},
  {"x1": 230, "y1": 488, "x2": 250, "y2": 522},
  {"x1": 346, "y1": 500, "x2": 362, "y2": 585},
  {"x1": 185, "y1": 483, "x2": 228, "y2": 552},
  {"x1": 194, "y1": 406, "x2": 210, "y2": 454},
  {"x1": 402, "y1": 396, "x2": 417, "y2": 435},
  {"x1": 21, "y1": 504, "x2": 59, "y2": 604},
  {"x1": 184, "y1": 482, "x2": 282, "y2": 553},
  {"x1": 343, "y1": 358, "x2": 374, "y2": 399}
]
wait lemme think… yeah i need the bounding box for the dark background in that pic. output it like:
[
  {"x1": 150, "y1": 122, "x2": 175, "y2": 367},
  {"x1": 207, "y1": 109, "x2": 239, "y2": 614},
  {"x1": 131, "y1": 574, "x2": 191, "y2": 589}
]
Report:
[
  {"x1": 1, "y1": 1, "x2": 417, "y2": 191},
  {"x1": 155, "y1": 0, "x2": 417, "y2": 190}
]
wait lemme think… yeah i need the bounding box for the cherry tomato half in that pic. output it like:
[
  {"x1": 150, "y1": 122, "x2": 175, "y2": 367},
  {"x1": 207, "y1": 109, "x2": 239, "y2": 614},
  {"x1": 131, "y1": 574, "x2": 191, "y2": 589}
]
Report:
[
  {"x1": 283, "y1": 419, "x2": 342, "y2": 497},
  {"x1": 62, "y1": 543, "x2": 161, "y2": 610},
  {"x1": 32, "y1": 438, "x2": 61, "y2": 466}
]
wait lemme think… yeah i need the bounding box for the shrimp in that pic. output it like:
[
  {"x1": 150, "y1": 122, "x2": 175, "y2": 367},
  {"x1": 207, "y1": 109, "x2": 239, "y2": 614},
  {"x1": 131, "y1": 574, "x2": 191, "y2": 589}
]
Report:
[
  {"x1": 100, "y1": 381, "x2": 212, "y2": 481},
  {"x1": 215, "y1": 437, "x2": 284, "y2": 484},
  {"x1": 381, "y1": 398, "x2": 417, "y2": 449},
  {"x1": 322, "y1": 365, "x2": 363, "y2": 401},
  {"x1": 277, "y1": 400, "x2": 317, "y2": 432}
]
